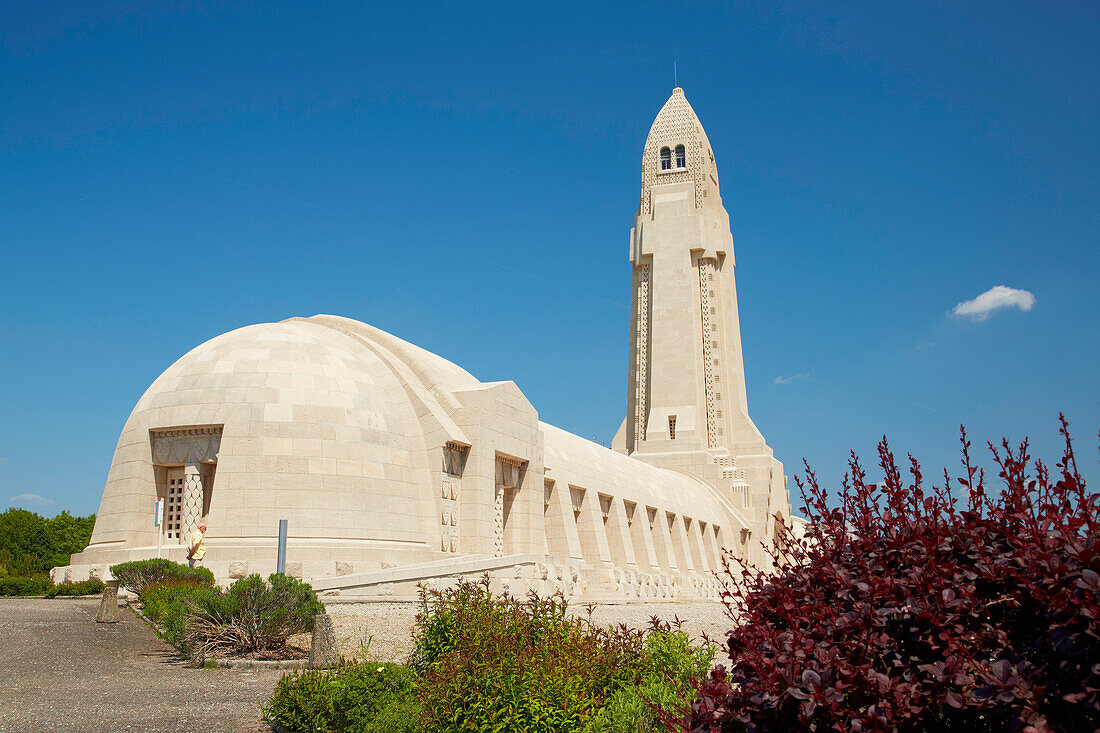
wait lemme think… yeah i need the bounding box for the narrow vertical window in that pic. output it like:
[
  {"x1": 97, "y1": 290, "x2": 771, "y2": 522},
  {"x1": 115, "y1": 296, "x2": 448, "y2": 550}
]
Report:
[
  {"x1": 660, "y1": 147, "x2": 671, "y2": 170},
  {"x1": 675, "y1": 144, "x2": 686, "y2": 168},
  {"x1": 668, "y1": 415, "x2": 677, "y2": 439}
]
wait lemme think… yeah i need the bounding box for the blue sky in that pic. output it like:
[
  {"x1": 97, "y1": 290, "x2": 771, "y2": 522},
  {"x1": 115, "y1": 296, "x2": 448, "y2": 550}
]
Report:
[{"x1": 1, "y1": 2, "x2": 1096, "y2": 516}]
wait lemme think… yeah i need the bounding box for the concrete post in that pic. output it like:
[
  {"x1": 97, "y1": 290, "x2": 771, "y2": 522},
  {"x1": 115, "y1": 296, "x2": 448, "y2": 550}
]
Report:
[
  {"x1": 95, "y1": 580, "x2": 119, "y2": 623},
  {"x1": 308, "y1": 613, "x2": 339, "y2": 669}
]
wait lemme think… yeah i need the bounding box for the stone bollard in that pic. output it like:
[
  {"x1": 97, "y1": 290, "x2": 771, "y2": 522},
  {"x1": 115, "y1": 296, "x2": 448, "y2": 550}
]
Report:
[
  {"x1": 308, "y1": 613, "x2": 339, "y2": 669},
  {"x1": 96, "y1": 580, "x2": 119, "y2": 623}
]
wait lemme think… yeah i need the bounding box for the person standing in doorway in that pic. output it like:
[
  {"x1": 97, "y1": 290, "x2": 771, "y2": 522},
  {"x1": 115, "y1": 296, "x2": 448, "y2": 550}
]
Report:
[{"x1": 187, "y1": 522, "x2": 207, "y2": 568}]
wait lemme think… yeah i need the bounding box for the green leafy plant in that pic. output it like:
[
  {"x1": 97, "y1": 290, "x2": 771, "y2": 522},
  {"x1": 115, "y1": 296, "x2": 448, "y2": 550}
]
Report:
[
  {"x1": 264, "y1": 662, "x2": 422, "y2": 733},
  {"x1": 109, "y1": 558, "x2": 214, "y2": 596},
  {"x1": 413, "y1": 576, "x2": 706, "y2": 733},
  {"x1": 585, "y1": 620, "x2": 714, "y2": 733}
]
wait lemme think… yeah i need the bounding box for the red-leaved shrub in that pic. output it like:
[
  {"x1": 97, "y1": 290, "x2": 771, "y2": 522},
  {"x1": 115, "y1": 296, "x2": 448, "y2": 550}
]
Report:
[{"x1": 680, "y1": 416, "x2": 1098, "y2": 732}]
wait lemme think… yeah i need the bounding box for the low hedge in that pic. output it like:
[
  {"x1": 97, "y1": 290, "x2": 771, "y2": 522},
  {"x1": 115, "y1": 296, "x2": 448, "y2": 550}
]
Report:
[
  {"x1": 0, "y1": 576, "x2": 105, "y2": 597},
  {"x1": 110, "y1": 558, "x2": 215, "y2": 596},
  {"x1": 46, "y1": 579, "x2": 105, "y2": 597},
  {"x1": 0, "y1": 575, "x2": 53, "y2": 596}
]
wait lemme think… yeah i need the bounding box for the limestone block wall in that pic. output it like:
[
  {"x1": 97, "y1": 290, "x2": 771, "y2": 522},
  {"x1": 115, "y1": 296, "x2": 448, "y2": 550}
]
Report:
[{"x1": 451, "y1": 381, "x2": 544, "y2": 559}]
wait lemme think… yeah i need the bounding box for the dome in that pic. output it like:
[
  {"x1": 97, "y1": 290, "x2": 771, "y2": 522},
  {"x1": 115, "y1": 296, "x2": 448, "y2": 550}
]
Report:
[{"x1": 83, "y1": 317, "x2": 444, "y2": 570}]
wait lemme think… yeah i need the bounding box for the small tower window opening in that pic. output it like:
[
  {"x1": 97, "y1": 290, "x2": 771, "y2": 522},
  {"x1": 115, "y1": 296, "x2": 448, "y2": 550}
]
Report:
[
  {"x1": 659, "y1": 147, "x2": 672, "y2": 170},
  {"x1": 668, "y1": 415, "x2": 677, "y2": 439},
  {"x1": 675, "y1": 144, "x2": 686, "y2": 168}
]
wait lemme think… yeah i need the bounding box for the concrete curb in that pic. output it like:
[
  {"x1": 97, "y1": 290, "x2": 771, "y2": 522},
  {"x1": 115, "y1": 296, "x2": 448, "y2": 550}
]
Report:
[
  {"x1": 127, "y1": 603, "x2": 156, "y2": 629},
  {"x1": 0, "y1": 594, "x2": 106, "y2": 599},
  {"x1": 215, "y1": 658, "x2": 309, "y2": 670}
]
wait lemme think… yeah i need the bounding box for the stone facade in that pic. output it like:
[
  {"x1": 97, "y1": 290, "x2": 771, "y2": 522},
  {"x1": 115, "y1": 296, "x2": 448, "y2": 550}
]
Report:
[{"x1": 56, "y1": 88, "x2": 791, "y2": 601}]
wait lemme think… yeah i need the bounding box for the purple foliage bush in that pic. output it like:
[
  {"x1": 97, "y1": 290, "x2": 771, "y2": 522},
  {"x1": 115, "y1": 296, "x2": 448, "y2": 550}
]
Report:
[{"x1": 680, "y1": 416, "x2": 1098, "y2": 732}]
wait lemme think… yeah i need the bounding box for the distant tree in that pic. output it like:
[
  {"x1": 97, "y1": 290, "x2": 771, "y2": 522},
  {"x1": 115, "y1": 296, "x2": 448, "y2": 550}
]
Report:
[
  {"x1": 0, "y1": 509, "x2": 49, "y2": 575},
  {"x1": 43, "y1": 511, "x2": 97, "y2": 569},
  {"x1": 0, "y1": 508, "x2": 95, "y2": 576},
  {"x1": 678, "y1": 416, "x2": 1098, "y2": 732}
]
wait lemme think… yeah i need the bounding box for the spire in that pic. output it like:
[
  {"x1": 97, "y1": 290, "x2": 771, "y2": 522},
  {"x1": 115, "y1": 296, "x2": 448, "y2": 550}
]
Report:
[{"x1": 639, "y1": 88, "x2": 721, "y2": 216}]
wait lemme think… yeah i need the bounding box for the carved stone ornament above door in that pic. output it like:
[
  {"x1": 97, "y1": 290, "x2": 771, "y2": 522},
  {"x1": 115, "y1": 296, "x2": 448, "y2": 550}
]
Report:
[{"x1": 150, "y1": 426, "x2": 223, "y2": 465}]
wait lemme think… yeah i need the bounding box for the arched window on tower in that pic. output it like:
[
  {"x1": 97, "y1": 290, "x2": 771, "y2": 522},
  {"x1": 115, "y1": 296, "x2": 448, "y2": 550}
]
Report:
[
  {"x1": 659, "y1": 147, "x2": 671, "y2": 170},
  {"x1": 675, "y1": 144, "x2": 686, "y2": 168}
]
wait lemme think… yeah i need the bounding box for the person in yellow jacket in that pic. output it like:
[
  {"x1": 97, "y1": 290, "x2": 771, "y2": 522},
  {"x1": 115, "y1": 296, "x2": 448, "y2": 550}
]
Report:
[{"x1": 187, "y1": 522, "x2": 207, "y2": 568}]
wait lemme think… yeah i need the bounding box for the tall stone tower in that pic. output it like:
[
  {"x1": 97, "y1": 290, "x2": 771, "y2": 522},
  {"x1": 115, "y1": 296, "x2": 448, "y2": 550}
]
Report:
[{"x1": 612, "y1": 88, "x2": 791, "y2": 558}]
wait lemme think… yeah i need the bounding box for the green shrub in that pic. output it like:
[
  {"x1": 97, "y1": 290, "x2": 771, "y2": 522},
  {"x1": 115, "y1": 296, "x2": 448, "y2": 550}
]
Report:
[
  {"x1": 185, "y1": 573, "x2": 324, "y2": 657},
  {"x1": 0, "y1": 575, "x2": 53, "y2": 596},
  {"x1": 46, "y1": 579, "x2": 105, "y2": 597},
  {"x1": 582, "y1": 620, "x2": 714, "y2": 733},
  {"x1": 413, "y1": 577, "x2": 682, "y2": 733},
  {"x1": 110, "y1": 558, "x2": 214, "y2": 596},
  {"x1": 141, "y1": 579, "x2": 222, "y2": 650},
  {"x1": 264, "y1": 662, "x2": 422, "y2": 733}
]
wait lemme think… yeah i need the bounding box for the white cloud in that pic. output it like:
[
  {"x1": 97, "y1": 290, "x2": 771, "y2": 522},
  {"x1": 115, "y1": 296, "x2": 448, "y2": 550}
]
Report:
[
  {"x1": 8, "y1": 493, "x2": 54, "y2": 507},
  {"x1": 775, "y1": 373, "x2": 810, "y2": 385},
  {"x1": 951, "y1": 286, "x2": 1036, "y2": 322}
]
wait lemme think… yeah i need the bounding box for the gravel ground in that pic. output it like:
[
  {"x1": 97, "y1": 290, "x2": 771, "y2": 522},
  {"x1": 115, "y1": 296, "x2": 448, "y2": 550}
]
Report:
[
  {"x1": 327, "y1": 600, "x2": 735, "y2": 663},
  {"x1": 0, "y1": 598, "x2": 284, "y2": 733}
]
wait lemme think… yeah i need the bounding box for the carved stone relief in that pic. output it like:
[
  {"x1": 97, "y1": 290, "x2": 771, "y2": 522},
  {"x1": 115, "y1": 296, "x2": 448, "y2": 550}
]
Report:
[{"x1": 150, "y1": 426, "x2": 223, "y2": 466}]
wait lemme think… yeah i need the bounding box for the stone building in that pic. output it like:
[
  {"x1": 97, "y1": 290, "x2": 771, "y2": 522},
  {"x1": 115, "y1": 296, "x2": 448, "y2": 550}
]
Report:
[{"x1": 57, "y1": 88, "x2": 792, "y2": 601}]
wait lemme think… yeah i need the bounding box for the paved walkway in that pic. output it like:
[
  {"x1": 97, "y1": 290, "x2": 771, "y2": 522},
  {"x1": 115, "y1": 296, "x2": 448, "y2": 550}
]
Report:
[{"x1": 0, "y1": 598, "x2": 285, "y2": 733}]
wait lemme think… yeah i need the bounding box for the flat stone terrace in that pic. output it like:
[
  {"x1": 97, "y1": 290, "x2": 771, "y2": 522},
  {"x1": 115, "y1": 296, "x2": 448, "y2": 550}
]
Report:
[{"x1": 0, "y1": 598, "x2": 283, "y2": 733}]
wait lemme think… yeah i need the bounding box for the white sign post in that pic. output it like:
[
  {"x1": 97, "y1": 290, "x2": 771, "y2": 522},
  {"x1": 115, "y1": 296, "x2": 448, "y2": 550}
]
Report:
[{"x1": 154, "y1": 499, "x2": 164, "y2": 559}]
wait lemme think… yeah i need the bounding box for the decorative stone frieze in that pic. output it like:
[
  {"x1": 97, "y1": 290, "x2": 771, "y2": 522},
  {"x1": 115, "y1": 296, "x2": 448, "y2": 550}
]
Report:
[{"x1": 150, "y1": 426, "x2": 222, "y2": 466}]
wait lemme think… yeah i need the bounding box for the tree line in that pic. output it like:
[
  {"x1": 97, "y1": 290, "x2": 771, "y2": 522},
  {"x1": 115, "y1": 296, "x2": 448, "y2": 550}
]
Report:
[{"x1": 0, "y1": 508, "x2": 95, "y2": 576}]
